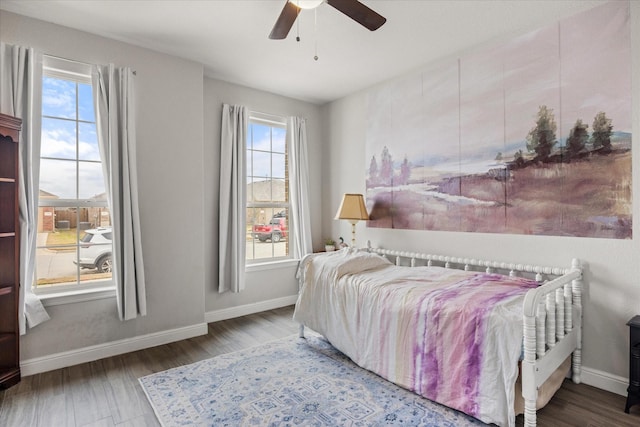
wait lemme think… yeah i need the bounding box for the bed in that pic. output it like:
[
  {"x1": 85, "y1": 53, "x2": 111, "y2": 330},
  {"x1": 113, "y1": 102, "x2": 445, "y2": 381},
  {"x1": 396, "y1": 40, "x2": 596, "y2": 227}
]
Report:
[{"x1": 293, "y1": 246, "x2": 583, "y2": 427}]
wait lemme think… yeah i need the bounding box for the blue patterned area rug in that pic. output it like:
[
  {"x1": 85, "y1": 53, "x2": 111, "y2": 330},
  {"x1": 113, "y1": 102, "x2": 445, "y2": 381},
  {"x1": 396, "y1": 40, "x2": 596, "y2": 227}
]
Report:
[{"x1": 139, "y1": 334, "x2": 485, "y2": 426}]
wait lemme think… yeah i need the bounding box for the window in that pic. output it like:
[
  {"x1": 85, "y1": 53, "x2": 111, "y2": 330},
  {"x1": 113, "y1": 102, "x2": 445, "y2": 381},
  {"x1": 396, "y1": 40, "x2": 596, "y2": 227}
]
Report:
[
  {"x1": 36, "y1": 56, "x2": 112, "y2": 292},
  {"x1": 246, "y1": 115, "x2": 291, "y2": 262}
]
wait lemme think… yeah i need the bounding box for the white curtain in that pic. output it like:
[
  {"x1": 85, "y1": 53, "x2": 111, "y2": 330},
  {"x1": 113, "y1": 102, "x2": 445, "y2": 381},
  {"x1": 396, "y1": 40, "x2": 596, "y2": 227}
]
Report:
[
  {"x1": 219, "y1": 104, "x2": 247, "y2": 293},
  {"x1": 288, "y1": 116, "x2": 312, "y2": 258},
  {"x1": 0, "y1": 42, "x2": 50, "y2": 334},
  {"x1": 92, "y1": 64, "x2": 146, "y2": 321}
]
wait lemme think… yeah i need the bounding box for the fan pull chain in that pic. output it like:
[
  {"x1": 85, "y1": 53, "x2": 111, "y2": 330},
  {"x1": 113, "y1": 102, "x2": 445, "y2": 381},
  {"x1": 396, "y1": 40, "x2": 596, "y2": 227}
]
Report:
[{"x1": 314, "y1": 8, "x2": 318, "y2": 61}]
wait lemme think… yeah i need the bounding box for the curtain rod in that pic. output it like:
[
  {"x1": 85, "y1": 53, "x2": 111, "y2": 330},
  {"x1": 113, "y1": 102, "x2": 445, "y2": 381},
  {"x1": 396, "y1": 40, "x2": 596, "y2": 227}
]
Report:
[
  {"x1": 250, "y1": 110, "x2": 286, "y2": 120},
  {"x1": 43, "y1": 53, "x2": 137, "y2": 74},
  {"x1": 249, "y1": 110, "x2": 308, "y2": 123}
]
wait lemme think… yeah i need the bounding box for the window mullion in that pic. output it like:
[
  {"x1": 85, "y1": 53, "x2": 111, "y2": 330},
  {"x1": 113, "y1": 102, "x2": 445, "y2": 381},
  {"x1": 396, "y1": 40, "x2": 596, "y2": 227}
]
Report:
[{"x1": 75, "y1": 81, "x2": 80, "y2": 284}]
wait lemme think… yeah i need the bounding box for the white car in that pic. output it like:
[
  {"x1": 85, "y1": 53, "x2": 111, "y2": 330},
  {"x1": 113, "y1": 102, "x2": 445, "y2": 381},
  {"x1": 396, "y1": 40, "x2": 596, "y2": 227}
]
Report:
[{"x1": 74, "y1": 227, "x2": 113, "y2": 273}]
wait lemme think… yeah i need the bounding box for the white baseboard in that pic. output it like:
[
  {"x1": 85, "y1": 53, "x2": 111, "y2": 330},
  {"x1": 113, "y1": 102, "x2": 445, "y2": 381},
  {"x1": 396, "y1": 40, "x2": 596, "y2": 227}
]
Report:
[
  {"x1": 581, "y1": 366, "x2": 628, "y2": 396},
  {"x1": 23, "y1": 299, "x2": 627, "y2": 399},
  {"x1": 20, "y1": 296, "x2": 297, "y2": 377},
  {"x1": 205, "y1": 295, "x2": 298, "y2": 323},
  {"x1": 20, "y1": 322, "x2": 208, "y2": 376}
]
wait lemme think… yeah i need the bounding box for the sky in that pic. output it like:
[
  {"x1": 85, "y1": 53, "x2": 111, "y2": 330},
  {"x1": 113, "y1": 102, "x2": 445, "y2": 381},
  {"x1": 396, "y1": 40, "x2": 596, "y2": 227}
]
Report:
[
  {"x1": 39, "y1": 77, "x2": 105, "y2": 199},
  {"x1": 246, "y1": 122, "x2": 286, "y2": 202},
  {"x1": 247, "y1": 122, "x2": 286, "y2": 181},
  {"x1": 366, "y1": 0, "x2": 631, "y2": 177}
]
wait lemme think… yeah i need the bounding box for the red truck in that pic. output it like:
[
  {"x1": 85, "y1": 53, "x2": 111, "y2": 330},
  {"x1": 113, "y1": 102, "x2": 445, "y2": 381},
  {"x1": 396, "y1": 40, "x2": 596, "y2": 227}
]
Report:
[{"x1": 252, "y1": 216, "x2": 288, "y2": 243}]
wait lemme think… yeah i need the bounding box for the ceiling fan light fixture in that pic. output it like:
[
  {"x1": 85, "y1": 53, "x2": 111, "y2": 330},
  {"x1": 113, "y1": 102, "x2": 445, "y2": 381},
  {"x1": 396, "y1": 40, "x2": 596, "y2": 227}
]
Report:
[
  {"x1": 294, "y1": 0, "x2": 324, "y2": 10},
  {"x1": 269, "y1": 0, "x2": 386, "y2": 40}
]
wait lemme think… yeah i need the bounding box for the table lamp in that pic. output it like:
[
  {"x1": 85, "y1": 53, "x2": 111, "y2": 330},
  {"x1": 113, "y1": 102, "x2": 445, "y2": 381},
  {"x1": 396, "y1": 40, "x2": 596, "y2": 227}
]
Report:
[{"x1": 334, "y1": 193, "x2": 369, "y2": 248}]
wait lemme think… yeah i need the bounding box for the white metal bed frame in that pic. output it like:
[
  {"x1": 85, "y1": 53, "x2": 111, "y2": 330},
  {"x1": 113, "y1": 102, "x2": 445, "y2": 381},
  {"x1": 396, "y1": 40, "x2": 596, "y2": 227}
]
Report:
[{"x1": 298, "y1": 245, "x2": 583, "y2": 427}]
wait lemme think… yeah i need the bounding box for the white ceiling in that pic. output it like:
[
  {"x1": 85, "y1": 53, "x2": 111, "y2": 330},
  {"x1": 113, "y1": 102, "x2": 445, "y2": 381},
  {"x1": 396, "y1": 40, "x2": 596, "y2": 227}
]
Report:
[{"x1": 0, "y1": 0, "x2": 606, "y2": 105}]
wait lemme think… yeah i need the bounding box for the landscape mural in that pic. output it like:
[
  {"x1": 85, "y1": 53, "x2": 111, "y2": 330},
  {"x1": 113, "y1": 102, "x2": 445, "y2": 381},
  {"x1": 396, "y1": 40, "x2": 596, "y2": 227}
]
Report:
[{"x1": 366, "y1": 1, "x2": 631, "y2": 239}]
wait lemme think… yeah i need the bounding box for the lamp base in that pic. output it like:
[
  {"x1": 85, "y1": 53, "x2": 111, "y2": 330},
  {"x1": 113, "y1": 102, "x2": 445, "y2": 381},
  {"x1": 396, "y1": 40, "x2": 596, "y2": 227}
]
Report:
[{"x1": 350, "y1": 221, "x2": 357, "y2": 248}]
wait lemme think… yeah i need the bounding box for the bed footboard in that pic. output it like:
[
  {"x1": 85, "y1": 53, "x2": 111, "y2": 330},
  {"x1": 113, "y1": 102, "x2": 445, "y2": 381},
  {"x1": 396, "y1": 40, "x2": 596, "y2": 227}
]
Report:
[{"x1": 521, "y1": 259, "x2": 583, "y2": 427}]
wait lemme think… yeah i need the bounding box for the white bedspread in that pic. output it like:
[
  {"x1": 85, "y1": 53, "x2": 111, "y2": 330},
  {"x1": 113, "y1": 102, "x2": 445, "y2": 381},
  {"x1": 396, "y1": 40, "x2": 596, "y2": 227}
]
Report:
[{"x1": 293, "y1": 249, "x2": 537, "y2": 426}]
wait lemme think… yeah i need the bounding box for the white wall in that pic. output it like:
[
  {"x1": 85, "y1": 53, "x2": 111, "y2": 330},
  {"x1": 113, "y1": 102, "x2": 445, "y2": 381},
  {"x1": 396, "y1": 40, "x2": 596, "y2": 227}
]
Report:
[
  {"x1": 1, "y1": 11, "x2": 206, "y2": 361},
  {"x1": 0, "y1": 9, "x2": 324, "y2": 368},
  {"x1": 322, "y1": 2, "x2": 640, "y2": 395},
  {"x1": 202, "y1": 78, "x2": 323, "y2": 315}
]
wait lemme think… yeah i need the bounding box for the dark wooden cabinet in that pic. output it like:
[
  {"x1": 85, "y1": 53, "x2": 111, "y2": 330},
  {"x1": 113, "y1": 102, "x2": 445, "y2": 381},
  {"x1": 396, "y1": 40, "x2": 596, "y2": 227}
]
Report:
[
  {"x1": 0, "y1": 113, "x2": 21, "y2": 389},
  {"x1": 625, "y1": 315, "x2": 640, "y2": 413}
]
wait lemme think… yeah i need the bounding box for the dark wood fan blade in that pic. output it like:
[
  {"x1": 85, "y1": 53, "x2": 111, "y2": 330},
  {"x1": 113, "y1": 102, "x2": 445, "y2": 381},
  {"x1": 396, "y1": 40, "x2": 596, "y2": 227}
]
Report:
[
  {"x1": 269, "y1": 1, "x2": 301, "y2": 39},
  {"x1": 326, "y1": 0, "x2": 386, "y2": 31}
]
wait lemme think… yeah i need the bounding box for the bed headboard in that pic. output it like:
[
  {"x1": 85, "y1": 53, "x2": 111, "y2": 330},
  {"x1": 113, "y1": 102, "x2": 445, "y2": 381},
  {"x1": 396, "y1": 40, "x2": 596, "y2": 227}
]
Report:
[{"x1": 365, "y1": 241, "x2": 574, "y2": 283}]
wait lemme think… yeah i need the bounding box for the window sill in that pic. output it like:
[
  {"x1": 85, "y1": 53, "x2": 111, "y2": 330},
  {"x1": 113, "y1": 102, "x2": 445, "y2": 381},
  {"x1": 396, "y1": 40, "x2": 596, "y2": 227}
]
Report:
[
  {"x1": 246, "y1": 258, "x2": 300, "y2": 272},
  {"x1": 38, "y1": 285, "x2": 116, "y2": 307}
]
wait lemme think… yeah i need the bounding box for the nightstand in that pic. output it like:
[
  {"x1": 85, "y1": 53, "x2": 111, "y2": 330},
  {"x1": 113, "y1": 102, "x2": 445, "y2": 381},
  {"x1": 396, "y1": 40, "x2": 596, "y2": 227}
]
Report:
[{"x1": 625, "y1": 315, "x2": 640, "y2": 413}]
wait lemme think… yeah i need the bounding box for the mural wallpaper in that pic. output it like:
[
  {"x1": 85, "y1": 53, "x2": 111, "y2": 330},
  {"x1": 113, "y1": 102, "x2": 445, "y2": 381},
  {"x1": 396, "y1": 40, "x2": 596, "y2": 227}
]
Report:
[{"x1": 366, "y1": 1, "x2": 632, "y2": 239}]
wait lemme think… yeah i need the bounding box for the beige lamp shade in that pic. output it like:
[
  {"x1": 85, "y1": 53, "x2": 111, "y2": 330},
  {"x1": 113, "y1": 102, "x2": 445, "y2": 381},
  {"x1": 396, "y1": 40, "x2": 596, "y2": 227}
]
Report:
[
  {"x1": 335, "y1": 193, "x2": 368, "y2": 248},
  {"x1": 334, "y1": 193, "x2": 369, "y2": 221}
]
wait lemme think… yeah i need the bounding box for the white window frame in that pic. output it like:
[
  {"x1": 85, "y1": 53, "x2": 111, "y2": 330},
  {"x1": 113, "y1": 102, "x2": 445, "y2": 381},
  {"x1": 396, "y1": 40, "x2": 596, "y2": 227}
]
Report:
[
  {"x1": 35, "y1": 56, "x2": 114, "y2": 302},
  {"x1": 246, "y1": 113, "x2": 293, "y2": 265}
]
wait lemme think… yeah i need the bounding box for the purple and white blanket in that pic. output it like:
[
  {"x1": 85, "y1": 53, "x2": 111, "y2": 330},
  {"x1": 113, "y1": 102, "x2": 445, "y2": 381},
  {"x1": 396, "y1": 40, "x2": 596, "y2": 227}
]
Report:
[{"x1": 293, "y1": 249, "x2": 538, "y2": 426}]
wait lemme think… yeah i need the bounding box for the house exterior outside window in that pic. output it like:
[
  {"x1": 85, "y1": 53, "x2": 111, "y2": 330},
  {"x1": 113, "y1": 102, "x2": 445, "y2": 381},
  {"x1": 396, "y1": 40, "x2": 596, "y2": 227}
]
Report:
[
  {"x1": 246, "y1": 114, "x2": 291, "y2": 263},
  {"x1": 36, "y1": 56, "x2": 113, "y2": 294}
]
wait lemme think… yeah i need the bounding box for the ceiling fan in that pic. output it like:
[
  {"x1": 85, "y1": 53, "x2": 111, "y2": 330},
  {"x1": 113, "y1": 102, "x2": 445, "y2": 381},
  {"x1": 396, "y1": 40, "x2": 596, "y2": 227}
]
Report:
[{"x1": 269, "y1": 0, "x2": 387, "y2": 40}]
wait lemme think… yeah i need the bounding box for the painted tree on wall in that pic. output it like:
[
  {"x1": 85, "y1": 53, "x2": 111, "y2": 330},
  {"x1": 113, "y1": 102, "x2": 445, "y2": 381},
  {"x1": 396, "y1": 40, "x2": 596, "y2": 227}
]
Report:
[
  {"x1": 526, "y1": 105, "x2": 557, "y2": 162},
  {"x1": 398, "y1": 157, "x2": 411, "y2": 185},
  {"x1": 368, "y1": 155, "x2": 379, "y2": 186},
  {"x1": 591, "y1": 111, "x2": 613, "y2": 153},
  {"x1": 380, "y1": 146, "x2": 394, "y2": 185},
  {"x1": 565, "y1": 119, "x2": 589, "y2": 161},
  {"x1": 367, "y1": 148, "x2": 412, "y2": 187}
]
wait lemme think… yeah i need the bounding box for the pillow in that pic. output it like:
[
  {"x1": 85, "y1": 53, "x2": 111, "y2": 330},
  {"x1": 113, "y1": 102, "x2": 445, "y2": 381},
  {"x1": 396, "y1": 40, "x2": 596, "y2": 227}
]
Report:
[{"x1": 334, "y1": 249, "x2": 392, "y2": 278}]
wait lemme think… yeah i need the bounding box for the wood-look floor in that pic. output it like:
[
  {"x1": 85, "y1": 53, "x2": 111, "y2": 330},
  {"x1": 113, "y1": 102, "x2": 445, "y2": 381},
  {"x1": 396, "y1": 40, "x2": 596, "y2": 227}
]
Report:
[{"x1": 0, "y1": 305, "x2": 638, "y2": 426}]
